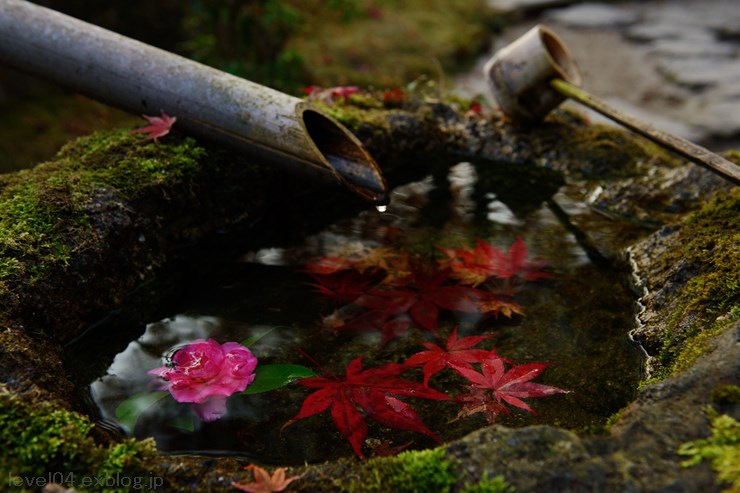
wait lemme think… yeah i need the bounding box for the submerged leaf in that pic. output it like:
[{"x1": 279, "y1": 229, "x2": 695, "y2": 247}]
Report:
[
  {"x1": 114, "y1": 391, "x2": 168, "y2": 431},
  {"x1": 240, "y1": 328, "x2": 277, "y2": 348},
  {"x1": 438, "y1": 237, "x2": 549, "y2": 287}
]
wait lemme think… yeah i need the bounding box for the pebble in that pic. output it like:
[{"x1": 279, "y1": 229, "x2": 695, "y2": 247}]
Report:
[
  {"x1": 656, "y1": 58, "x2": 740, "y2": 89},
  {"x1": 544, "y1": 3, "x2": 639, "y2": 28}
]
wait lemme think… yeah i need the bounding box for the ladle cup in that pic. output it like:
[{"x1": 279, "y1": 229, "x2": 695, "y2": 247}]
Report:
[{"x1": 484, "y1": 24, "x2": 740, "y2": 185}]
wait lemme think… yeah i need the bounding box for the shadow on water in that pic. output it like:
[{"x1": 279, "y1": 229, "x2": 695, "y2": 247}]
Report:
[{"x1": 65, "y1": 161, "x2": 646, "y2": 464}]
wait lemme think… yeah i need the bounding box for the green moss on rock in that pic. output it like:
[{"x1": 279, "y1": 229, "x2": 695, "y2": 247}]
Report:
[
  {"x1": 0, "y1": 385, "x2": 160, "y2": 493},
  {"x1": 0, "y1": 130, "x2": 206, "y2": 300},
  {"x1": 340, "y1": 447, "x2": 458, "y2": 493},
  {"x1": 532, "y1": 116, "x2": 665, "y2": 178},
  {"x1": 656, "y1": 188, "x2": 740, "y2": 377},
  {"x1": 713, "y1": 385, "x2": 740, "y2": 406},
  {"x1": 678, "y1": 408, "x2": 740, "y2": 492},
  {"x1": 332, "y1": 446, "x2": 515, "y2": 493},
  {"x1": 461, "y1": 473, "x2": 515, "y2": 493}
]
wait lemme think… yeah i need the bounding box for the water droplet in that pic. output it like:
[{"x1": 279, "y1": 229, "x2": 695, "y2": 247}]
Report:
[{"x1": 376, "y1": 205, "x2": 387, "y2": 213}]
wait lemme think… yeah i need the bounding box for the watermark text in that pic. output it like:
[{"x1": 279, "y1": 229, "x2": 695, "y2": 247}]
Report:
[{"x1": 8, "y1": 471, "x2": 164, "y2": 491}]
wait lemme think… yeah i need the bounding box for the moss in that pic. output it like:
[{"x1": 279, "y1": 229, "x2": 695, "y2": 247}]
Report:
[
  {"x1": 713, "y1": 385, "x2": 740, "y2": 406},
  {"x1": 678, "y1": 408, "x2": 740, "y2": 492},
  {"x1": 652, "y1": 187, "x2": 740, "y2": 377},
  {"x1": 461, "y1": 473, "x2": 516, "y2": 493},
  {"x1": 0, "y1": 386, "x2": 161, "y2": 493},
  {"x1": 0, "y1": 129, "x2": 207, "y2": 306},
  {"x1": 667, "y1": 320, "x2": 735, "y2": 377},
  {"x1": 332, "y1": 444, "x2": 513, "y2": 493},
  {"x1": 340, "y1": 447, "x2": 458, "y2": 493},
  {"x1": 531, "y1": 117, "x2": 664, "y2": 178}
]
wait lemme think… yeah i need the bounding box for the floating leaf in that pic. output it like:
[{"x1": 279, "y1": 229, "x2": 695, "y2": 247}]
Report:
[
  {"x1": 405, "y1": 326, "x2": 499, "y2": 386},
  {"x1": 243, "y1": 364, "x2": 317, "y2": 395},
  {"x1": 453, "y1": 357, "x2": 569, "y2": 423},
  {"x1": 284, "y1": 356, "x2": 449, "y2": 459}
]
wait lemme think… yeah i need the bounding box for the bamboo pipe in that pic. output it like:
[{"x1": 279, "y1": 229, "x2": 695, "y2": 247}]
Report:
[{"x1": 0, "y1": 0, "x2": 389, "y2": 204}]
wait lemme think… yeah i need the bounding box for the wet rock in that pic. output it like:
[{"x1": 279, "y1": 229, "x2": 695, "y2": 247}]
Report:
[
  {"x1": 587, "y1": 160, "x2": 732, "y2": 229},
  {"x1": 544, "y1": 3, "x2": 639, "y2": 28},
  {"x1": 685, "y1": 91, "x2": 740, "y2": 139},
  {"x1": 487, "y1": 0, "x2": 577, "y2": 15},
  {"x1": 647, "y1": 37, "x2": 736, "y2": 58},
  {"x1": 625, "y1": 22, "x2": 697, "y2": 43},
  {"x1": 656, "y1": 58, "x2": 740, "y2": 89},
  {"x1": 448, "y1": 322, "x2": 739, "y2": 492}
]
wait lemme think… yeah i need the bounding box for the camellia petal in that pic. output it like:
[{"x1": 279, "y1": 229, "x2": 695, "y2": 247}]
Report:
[
  {"x1": 192, "y1": 395, "x2": 229, "y2": 422},
  {"x1": 148, "y1": 339, "x2": 258, "y2": 421}
]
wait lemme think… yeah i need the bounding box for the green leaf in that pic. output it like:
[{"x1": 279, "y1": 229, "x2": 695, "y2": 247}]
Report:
[
  {"x1": 240, "y1": 327, "x2": 279, "y2": 347},
  {"x1": 115, "y1": 391, "x2": 168, "y2": 431},
  {"x1": 243, "y1": 364, "x2": 316, "y2": 394},
  {"x1": 168, "y1": 413, "x2": 195, "y2": 432}
]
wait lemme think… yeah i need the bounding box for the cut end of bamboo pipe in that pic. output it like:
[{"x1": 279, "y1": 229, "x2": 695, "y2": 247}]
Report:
[{"x1": 297, "y1": 103, "x2": 390, "y2": 205}]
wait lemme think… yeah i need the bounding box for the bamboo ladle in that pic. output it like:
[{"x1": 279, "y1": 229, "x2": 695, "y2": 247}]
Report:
[{"x1": 484, "y1": 24, "x2": 740, "y2": 185}]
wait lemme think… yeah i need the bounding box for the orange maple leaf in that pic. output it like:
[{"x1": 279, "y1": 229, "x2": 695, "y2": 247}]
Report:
[
  {"x1": 476, "y1": 297, "x2": 525, "y2": 318},
  {"x1": 232, "y1": 465, "x2": 300, "y2": 493}
]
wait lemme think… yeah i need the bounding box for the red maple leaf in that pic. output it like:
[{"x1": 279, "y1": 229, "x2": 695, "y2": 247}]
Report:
[
  {"x1": 305, "y1": 85, "x2": 362, "y2": 103},
  {"x1": 303, "y1": 255, "x2": 356, "y2": 276},
  {"x1": 130, "y1": 111, "x2": 176, "y2": 142},
  {"x1": 330, "y1": 86, "x2": 362, "y2": 100},
  {"x1": 495, "y1": 237, "x2": 549, "y2": 281},
  {"x1": 438, "y1": 239, "x2": 507, "y2": 287},
  {"x1": 369, "y1": 439, "x2": 413, "y2": 457},
  {"x1": 468, "y1": 100, "x2": 483, "y2": 115},
  {"x1": 354, "y1": 266, "x2": 496, "y2": 336},
  {"x1": 306, "y1": 269, "x2": 383, "y2": 303},
  {"x1": 453, "y1": 357, "x2": 568, "y2": 423},
  {"x1": 232, "y1": 465, "x2": 300, "y2": 493},
  {"x1": 453, "y1": 387, "x2": 510, "y2": 424},
  {"x1": 404, "y1": 327, "x2": 500, "y2": 386},
  {"x1": 383, "y1": 87, "x2": 405, "y2": 105},
  {"x1": 283, "y1": 356, "x2": 449, "y2": 459},
  {"x1": 438, "y1": 237, "x2": 549, "y2": 287}
]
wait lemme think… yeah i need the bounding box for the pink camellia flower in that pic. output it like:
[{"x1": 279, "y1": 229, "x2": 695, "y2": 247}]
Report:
[{"x1": 148, "y1": 339, "x2": 258, "y2": 422}]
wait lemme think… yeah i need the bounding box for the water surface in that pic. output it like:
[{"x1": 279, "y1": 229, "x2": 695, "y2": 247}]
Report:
[{"x1": 69, "y1": 162, "x2": 646, "y2": 463}]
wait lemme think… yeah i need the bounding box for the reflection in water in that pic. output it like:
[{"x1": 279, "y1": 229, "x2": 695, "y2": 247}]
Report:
[
  {"x1": 81, "y1": 162, "x2": 646, "y2": 464},
  {"x1": 90, "y1": 316, "x2": 213, "y2": 430}
]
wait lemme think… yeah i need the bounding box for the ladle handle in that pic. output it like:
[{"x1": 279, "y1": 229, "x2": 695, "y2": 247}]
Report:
[{"x1": 551, "y1": 78, "x2": 740, "y2": 185}]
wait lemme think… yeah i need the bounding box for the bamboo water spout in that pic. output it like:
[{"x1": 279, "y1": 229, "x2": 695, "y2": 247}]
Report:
[{"x1": 0, "y1": 0, "x2": 389, "y2": 204}]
